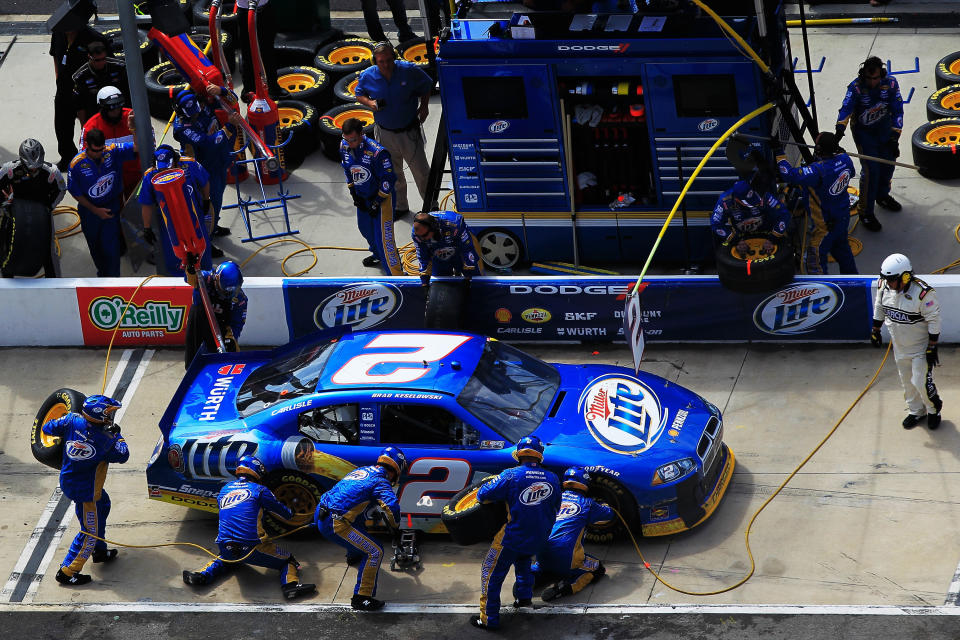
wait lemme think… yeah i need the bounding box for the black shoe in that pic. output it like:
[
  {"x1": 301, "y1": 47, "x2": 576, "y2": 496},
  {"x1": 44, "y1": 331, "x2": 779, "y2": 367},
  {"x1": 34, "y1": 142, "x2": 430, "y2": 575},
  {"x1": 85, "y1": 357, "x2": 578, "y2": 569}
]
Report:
[
  {"x1": 282, "y1": 582, "x2": 316, "y2": 600},
  {"x1": 902, "y1": 414, "x2": 925, "y2": 429},
  {"x1": 512, "y1": 598, "x2": 533, "y2": 608},
  {"x1": 860, "y1": 215, "x2": 882, "y2": 232},
  {"x1": 182, "y1": 570, "x2": 207, "y2": 586},
  {"x1": 933, "y1": 395, "x2": 944, "y2": 414},
  {"x1": 398, "y1": 31, "x2": 417, "y2": 43},
  {"x1": 928, "y1": 413, "x2": 942, "y2": 430},
  {"x1": 92, "y1": 548, "x2": 118, "y2": 563},
  {"x1": 469, "y1": 616, "x2": 494, "y2": 630},
  {"x1": 361, "y1": 254, "x2": 380, "y2": 267},
  {"x1": 212, "y1": 225, "x2": 232, "y2": 237},
  {"x1": 55, "y1": 569, "x2": 91, "y2": 586},
  {"x1": 541, "y1": 581, "x2": 573, "y2": 602},
  {"x1": 351, "y1": 594, "x2": 385, "y2": 611},
  {"x1": 211, "y1": 245, "x2": 224, "y2": 258},
  {"x1": 346, "y1": 554, "x2": 362, "y2": 566},
  {"x1": 876, "y1": 195, "x2": 902, "y2": 212},
  {"x1": 393, "y1": 208, "x2": 410, "y2": 220}
]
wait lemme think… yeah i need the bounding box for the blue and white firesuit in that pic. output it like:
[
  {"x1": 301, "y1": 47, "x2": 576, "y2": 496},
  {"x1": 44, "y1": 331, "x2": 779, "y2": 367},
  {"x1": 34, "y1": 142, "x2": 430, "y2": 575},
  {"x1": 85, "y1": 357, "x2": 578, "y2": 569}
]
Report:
[
  {"x1": 340, "y1": 136, "x2": 402, "y2": 276},
  {"x1": 139, "y1": 157, "x2": 212, "y2": 275},
  {"x1": 192, "y1": 269, "x2": 248, "y2": 338},
  {"x1": 476, "y1": 464, "x2": 561, "y2": 628},
  {"x1": 836, "y1": 74, "x2": 903, "y2": 220},
  {"x1": 173, "y1": 102, "x2": 237, "y2": 228},
  {"x1": 710, "y1": 186, "x2": 790, "y2": 245},
  {"x1": 412, "y1": 211, "x2": 483, "y2": 284},
  {"x1": 42, "y1": 413, "x2": 129, "y2": 578},
  {"x1": 67, "y1": 142, "x2": 136, "y2": 276},
  {"x1": 533, "y1": 491, "x2": 612, "y2": 594},
  {"x1": 194, "y1": 478, "x2": 303, "y2": 586},
  {"x1": 314, "y1": 465, "x2": 400, "y2": 597},
  {"x1": 777, "y1": 152, "x2": 858, "y2": 274}
]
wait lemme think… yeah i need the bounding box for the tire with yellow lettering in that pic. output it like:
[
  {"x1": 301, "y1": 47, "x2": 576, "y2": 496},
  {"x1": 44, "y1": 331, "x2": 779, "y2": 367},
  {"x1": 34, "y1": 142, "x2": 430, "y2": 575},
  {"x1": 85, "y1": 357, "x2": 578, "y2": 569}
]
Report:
[
  {"x1": 935, "y1": 51, "x2": 960, "y2": 89},
  {"x1": 584, "y1": 475, "x2": 636, "y2": 544},
  {"x1": 277, "y1": 99, "x2": 319, "y2": 170},
  {"x1": 716, "y1": 233, "x2": 795, "y2": 294},
  {"x1": 441, "y1": 477, "x2": 505, "y2": 545},
  {"x1": 313, "y1": 37, "x2": 375, "y2": 78},
  {"x1": 912, "y1": 118, "x2": 960, "y2": 179},
  {"x1": 333, "y1": 71, "x2": 363, "y2": 104},
  {"x1": 277, "y1": 66, "x2": 332, "y2": 110},
  {"x1": 926, "y1": 85, "x2": 960, "y2": 121},
  {"x1": 263, "y1": 470, "x2": 326, "y2": 538},
  {"x1": 145, "y1": 61, "x2": 189, "y2": 119},
  {"x1": 32, "y1": 388, "x2": 86, "y2": 470},
  {"x1": 318, "y1": 103, "x2": 375, "y2": 160}
]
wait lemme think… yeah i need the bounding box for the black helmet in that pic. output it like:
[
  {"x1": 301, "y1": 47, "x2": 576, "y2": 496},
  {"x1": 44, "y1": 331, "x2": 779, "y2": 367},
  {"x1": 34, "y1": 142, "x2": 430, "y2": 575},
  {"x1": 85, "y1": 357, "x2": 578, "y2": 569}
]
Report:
[
  {"x1": 19, "y1": 138, "x2": 44, "y2": 170},
  {"x1": 814, "y1": 132, "x2": 840, "y2": 158}
]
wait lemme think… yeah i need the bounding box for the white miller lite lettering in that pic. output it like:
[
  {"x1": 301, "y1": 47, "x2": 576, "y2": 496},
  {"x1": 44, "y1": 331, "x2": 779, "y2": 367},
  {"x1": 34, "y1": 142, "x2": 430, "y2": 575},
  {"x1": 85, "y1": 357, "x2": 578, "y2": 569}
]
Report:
[
  {"x1": 176, "y1": 435, "x2": 257, "y2": 480},
  {"x1": 579, "y1": 375, "x2": 665, "y2": 455},
  {"x1": 315, "y1": 283, "x2": 401, "y2": 330},
  {"x1": 753, "y1": 282, "x2": 844, "y2": 335}
]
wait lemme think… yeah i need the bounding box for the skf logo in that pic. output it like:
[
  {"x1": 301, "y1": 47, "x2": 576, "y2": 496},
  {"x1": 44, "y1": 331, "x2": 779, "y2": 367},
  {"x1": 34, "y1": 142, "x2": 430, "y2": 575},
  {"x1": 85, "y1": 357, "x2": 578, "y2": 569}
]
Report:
[
  {"x1": 66, "y1": 441, "x2": 96, "y2": 460},
  {"x1": 488, "y1": 120, "x2": 510, "y2": 134},
  {"x1": 521, "y1": 308, "x2": 551, "y2": 324},
  {"x1": 565, "y1": 312, "x2": 597, "y2": 321},
  {"x1": 753, "y1": 282, "x2": 844, "y2": 335},
  {"x1": 557, "y1": 500, "x2": 582, "y2": 519},
  {"x1": 579, "y1": 375, "x2": 665, "y2": 455},
  {"x1": 698, "y1": 118, "x2": 719, "y2": 132},
  {"x1": 495, "y1": 308, "x2": 512, "y2": 323},
  {"x1": 520, "y1": 482, "x2": 554, "y2": 506},
  {"x1": 219, "y1": 488, "x2": 252, "y2": 509},
  {"x1": 557, "y1": 44, "x2": 629, "y2": 53},
  {"x1": 218, "y1": 364, "x2": 246, "y2": 376}
]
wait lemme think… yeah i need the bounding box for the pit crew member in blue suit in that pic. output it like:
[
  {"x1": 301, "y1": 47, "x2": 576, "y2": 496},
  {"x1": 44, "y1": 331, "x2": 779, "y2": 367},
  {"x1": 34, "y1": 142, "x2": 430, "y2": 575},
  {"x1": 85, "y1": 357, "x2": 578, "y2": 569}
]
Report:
[
  {"x1": 340, "y1": 117, "x2": 403, "y2": 276},
  {"x1": 532, "y1": 467, "x2": 612, "y2": 602},
  {"x1": 139, "y1": 144, "x2": 213, "y2": 276},
  {"x1": 835, "y1": 55, "x2": 904, "y2": 232},
  {"x1": 314, "y1": 446, "x2": 406, "y2": 611},
  {"x1": 42, "y1": 394, "x2": 128, "y2": 586},
  {"x1": 185, "y1": 261, "x2": 248, "y2": 366},
  {"x1": 471, "y1": 435, "x2": 561, "y2": 630},
  {"x1": 710, "y1": 178, "x2": 790, "y2": 257},
  {"x1": 411, "y1": 211, "x2": 483, "y2": 285},
  {"x1": 776, "y1": 132, "x2": 858, "y2": 275},
  {"x1": 67, "y1": 127, "x2": 137, "y2": 276},
  {"x1": 182, "y1": 455, "x2": 316, "y2": 600}
]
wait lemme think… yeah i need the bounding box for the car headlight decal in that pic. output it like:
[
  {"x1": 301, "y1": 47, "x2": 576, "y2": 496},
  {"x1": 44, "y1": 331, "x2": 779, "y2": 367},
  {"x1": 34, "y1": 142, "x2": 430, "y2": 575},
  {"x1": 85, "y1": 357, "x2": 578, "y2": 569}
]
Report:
[{"x1": 651, "y1": 457, "x2": 696, "y2": 485}]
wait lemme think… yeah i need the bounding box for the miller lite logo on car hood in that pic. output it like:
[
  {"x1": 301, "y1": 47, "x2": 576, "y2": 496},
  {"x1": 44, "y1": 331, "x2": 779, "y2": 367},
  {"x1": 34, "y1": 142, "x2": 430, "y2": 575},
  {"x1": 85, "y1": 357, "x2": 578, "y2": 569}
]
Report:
[
  {"x1": 578, "y1": 374, "x2": 666, "y2": 455},
  {"x1": 315, "y1": 283, "x2": 401, "y2": 330},
  {"x1": 753, "y1": 282, "x2": 844, "y2": 335}
]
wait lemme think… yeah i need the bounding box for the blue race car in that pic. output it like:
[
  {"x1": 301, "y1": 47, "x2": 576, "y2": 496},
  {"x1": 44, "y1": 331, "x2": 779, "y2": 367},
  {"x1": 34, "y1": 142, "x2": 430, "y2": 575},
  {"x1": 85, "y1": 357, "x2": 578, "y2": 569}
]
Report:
[{"x1": 146, "y1": 330, "x2": 734, "y2": 540}]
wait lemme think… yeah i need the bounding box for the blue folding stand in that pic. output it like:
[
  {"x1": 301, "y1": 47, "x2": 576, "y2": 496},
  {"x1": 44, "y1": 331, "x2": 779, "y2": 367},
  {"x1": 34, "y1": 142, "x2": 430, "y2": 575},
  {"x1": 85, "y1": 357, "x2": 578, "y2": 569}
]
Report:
[{"x1": 223, "y1": 136, "x2": 301, "y2": 243}]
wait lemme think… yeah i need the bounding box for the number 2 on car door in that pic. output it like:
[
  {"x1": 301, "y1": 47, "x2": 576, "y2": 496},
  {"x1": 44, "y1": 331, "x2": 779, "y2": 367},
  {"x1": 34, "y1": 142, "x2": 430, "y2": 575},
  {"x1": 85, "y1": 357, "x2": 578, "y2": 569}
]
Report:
[{"x1": 399, "y1": 458, "x2": 471, "y2": 516}]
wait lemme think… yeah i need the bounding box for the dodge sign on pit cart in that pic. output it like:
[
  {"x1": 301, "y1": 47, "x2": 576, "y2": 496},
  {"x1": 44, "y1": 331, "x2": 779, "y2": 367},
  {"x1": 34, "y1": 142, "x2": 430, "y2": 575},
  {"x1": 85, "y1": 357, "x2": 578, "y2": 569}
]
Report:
[{"x1": 77, "y1": 285, "x2": 193, "y2": 346}]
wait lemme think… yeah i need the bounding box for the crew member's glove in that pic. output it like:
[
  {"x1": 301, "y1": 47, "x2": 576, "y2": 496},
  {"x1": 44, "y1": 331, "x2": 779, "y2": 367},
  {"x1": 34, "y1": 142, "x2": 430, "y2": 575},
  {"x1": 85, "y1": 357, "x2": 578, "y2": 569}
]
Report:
[
  {"x1": 223, "y1": 327, "x2": 238, "y2": 352},
  {"x1": 761, "y1": 238, "x2": 774, "y2": 255},
  {"x1": 348, "y1": 185, "x2": 364, "y2": 209},
  {"x1": 106, "y1": 423, "x2": 121, "y2": 436},
  {"x1": 142, "y1": 227, "x2": 156, "y2": 246},
  {"x1": 926, "y1": 343, "x2": 939, "y2": 367},
  {"x1": 870, "y1": 328, "x2": 883, "y2": 348},
  {"x1": 367, "y1": 197, "x2": 382, "y2": 213},
  {"x1": 834, "y1": 124, "x2": 846, "y2": 141},
  {"x1": 886, "y1": 134, "x2": 900, "y2": 158},
  {"x1": 736, "y1": 240, "x2": 750, "y2": 257},
  {"x1": 420, "y1": 274, "x2": 430, "y2": 287}
]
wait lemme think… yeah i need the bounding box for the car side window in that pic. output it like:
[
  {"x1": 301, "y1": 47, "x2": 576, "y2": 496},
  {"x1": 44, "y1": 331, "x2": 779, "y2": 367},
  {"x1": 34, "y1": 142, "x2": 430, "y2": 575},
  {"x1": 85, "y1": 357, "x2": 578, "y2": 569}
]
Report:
[
  {"x1": 380, "y1": 404, "x2": 478, "y2": 447},
  {"x1": 298, "y1": 404, "x2": 359, "y2": 444}
]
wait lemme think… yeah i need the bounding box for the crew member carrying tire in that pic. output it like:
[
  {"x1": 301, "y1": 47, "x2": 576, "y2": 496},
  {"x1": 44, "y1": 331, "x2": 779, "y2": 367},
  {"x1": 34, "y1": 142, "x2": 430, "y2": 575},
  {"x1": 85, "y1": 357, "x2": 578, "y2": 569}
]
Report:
[
  {"x1": 184, "y1": 260, "x2": 248, "y2": 367},
  {"x1": 710, "y1": 178, "x2": 790, "y2": 256},
  {"x1": 411, "y1": 211, "x2": 483, "y2": 286}
]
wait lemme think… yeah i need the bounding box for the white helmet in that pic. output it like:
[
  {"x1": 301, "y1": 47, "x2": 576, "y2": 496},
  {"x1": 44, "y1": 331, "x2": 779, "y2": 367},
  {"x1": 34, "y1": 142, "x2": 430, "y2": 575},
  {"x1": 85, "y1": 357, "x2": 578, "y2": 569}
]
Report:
[
  {"x1": 880, "y1": 253, "x2": 912, "y2": 278},
  {"x1": 96, "y1": 86, "x2": 124, "y2": 109}
]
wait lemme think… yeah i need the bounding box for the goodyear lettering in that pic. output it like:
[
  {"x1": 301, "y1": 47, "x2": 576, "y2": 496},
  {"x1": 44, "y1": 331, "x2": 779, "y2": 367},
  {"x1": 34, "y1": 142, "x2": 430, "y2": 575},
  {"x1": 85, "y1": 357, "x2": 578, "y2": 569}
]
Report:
[
  {"x1": 198, "y1": 376, "x2": 234, "y2": 422},
  {"x1": 89, "y1": 296, "x2": 186, "y2": 332}
]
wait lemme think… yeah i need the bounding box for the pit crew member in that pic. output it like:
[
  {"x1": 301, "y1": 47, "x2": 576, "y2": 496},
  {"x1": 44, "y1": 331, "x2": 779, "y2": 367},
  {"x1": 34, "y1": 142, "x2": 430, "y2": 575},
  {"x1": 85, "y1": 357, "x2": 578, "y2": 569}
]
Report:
[
  {"x1": 41, "y1": 395, "x2": 128, "y2": 586},
  {"x1": 182, "y1": 454, "x2": 316, "y2": 600},
  {"x1": 314, "y1": 446, "x2": 407, "y2": 611},
  {"x1": 80, "y1": 86, "x2": 143, "y2": 200},
  {"x1": 184, "y1": 260, "x2": 248, "y2": 367},
  {"x1": 471, "y1": 435, "x2": 561, "y2": 630},
  {"x1": 872, "y1": 253, "x2": 943, "y2": 429},
  {"x1": 710, "y1": 179, "x2": 790, "y2": 257},
  {"x1": 411, "y1": 211, "x2": 483, "y2": 285}
]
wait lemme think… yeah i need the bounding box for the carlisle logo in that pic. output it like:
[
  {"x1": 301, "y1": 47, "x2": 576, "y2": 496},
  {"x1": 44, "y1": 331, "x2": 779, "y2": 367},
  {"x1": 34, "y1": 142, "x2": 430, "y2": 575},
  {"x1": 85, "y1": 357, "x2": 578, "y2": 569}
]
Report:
[
  {"x1": 495, "y1": 308, "x2": 512, "y2": 323},
  {"x1": 521, "y1": 308, "x2": 551, "y2": 324},
  {"x1": 66, "y1": 441, "x2": 96, "y2": 460},
  {"x1": 315, "y1": 283, "x2": 402, "y2": 330},
  {"x1": 88, "y1": 173, "x2": 116, "y2": 199},
  {"x1": 520, "y1": 482, "x2": 554, "y2": 505},
  {"x1": 753, "y1": 282, "x2": 844, "y2": 335},
  {"x1": 219, "y1": 488, "x2": 252, "y2": 509},
  {"x1": 578, "y1": 374, "x2": 666, "y2": 455},
  {"x1": 698, "y1": 118, "x2": 719, "y2": 132},
  {"x1": 488, "y1": 120, "x2": 510, "y2": 134},
  {"x1": 557, "y1": 500, "x2": 582, "y2": 518}
]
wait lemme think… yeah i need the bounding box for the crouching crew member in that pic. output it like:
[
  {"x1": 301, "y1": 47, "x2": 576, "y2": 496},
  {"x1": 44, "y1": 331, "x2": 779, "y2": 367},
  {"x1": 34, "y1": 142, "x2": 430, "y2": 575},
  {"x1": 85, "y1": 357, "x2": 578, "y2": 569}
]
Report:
[
  {"x1": 710, "y1": 179, "x2": 790, "y2": 257},
  {"x1": 184, "y1": 261, "x2": 248, "y2": 367},
  {"x1": 315, "y1": 447, "x2": 407, "y2": 611},
  {"x1": 533, "y1": 467, "x2": 613, "y2": 602},
  {"x1": 183, "y1": 454, "x2": 316, "y2": 600},
  {"x1": 471, "y1": 435, "x2": 561, "y2": 631},
  {"x1": 872, "y1": 253, "x2": 943, "y2": 430},
  {"x1": 411, "y1": 211, "x2": 483, "y2": 286},
  {"x1": 42, "y1": 395, "x2": 128, "y2": 586}
]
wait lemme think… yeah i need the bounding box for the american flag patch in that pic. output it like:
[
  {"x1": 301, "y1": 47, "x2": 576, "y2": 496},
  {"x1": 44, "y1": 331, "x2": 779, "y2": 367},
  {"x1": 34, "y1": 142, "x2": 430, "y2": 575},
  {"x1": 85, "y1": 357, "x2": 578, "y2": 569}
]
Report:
[{"x1": 925, "y1": 301, "x2": 935, "y2": 307}]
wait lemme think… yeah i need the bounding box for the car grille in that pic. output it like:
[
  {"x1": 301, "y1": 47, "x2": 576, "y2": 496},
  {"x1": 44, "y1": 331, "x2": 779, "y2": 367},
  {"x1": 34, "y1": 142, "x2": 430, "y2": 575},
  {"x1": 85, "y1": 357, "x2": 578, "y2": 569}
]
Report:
[{"x1": 677, "y1": 416, "x2": 724, "y2": 527}]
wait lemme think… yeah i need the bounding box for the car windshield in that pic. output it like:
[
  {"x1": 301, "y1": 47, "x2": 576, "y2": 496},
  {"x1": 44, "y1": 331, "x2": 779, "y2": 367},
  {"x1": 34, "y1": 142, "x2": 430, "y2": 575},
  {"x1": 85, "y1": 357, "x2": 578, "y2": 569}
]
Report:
[
  {"x1": 456, "y1": 340, "x2": 560, "y2": 442},
  {"x1": 236, "y1": 338, "x2": 338, "y2": 417}
]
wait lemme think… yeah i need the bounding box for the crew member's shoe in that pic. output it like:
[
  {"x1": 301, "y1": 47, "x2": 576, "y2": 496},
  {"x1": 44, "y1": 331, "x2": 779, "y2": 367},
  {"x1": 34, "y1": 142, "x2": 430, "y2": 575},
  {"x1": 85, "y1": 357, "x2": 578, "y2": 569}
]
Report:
[
  {"x1": 512, "y1": 598, "x2": 533, "y2": 608},
  {"x1": 211, "y1": 245, "x2": 224, "y2": 258},
  {"x1": 346, "y1": 553, "x2": 362, "y2": 566},
  {"x1": 933, "y1": 395, "x2": 944, "y2": 414},
  {"x1": 212, "y1": 225, "x2": 232, "y2": 237},
  {"x1": 860, "y1": 215, "x2": 882, "y2": 232},
  {"x1": 902, "y1": 413, "x2": 926, "y2": 429},
  {"x1": 876, "y1": 195, "x2": 902, "y2": 212},
  {"x1": 351, "y1": 594, "x2": 385, "y2": 610},
  {"x1": 182, "y1": 570, "x2": 207, "y2": 586},
  {"x1": 282, "y1": 582, "x2": 317, "y2": 600},
  {"x1": 928, "y1": 413, "x2": 943, "y2": 430},
  {"x1": 469, "y1": 616, "x2": 495, "y2": 630},
  {"x1": 398, "y1": 30, "x2": 417, "y2": 43},
  {"x1": 92, "y1": 548, "x2": 118, "y2": 563},
  {"x1": 393, "y1": 208, "x2": 410, "y2": 220},
  {"x1": 541, "y1": 581, "x2": 573, "y2": 602},
  {"x1": 55, "y1": 569, "x2": 91, "y2": 586},
  {"x1": 362, "y1": 254, "x2": 380, "y2": 267}
]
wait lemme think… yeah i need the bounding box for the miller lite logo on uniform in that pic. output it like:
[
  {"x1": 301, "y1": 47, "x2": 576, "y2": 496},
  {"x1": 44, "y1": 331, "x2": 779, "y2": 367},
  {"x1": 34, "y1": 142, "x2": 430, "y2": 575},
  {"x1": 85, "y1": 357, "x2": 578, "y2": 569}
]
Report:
[
  {"x1": 488, "y1": 120, "x2": 510, "y2": 134},
  {"x1": 219, "y1": 488, "x2": 252, "y2": 509},
  {"x1": 345, "y1": 468, "x2": 370, "y2": 481},
  {"x1": 557, "y1": 500, "x2": 581, "y2": 519},
  {"x1": 520, "y1": 482, "x2": 554, "y2": 505},
  {"x1": 66, "y1": 441, "x2": 96, "y2": 460},
  {"x1": 89, "y1": 173, "x2": 115, "y2": 199},
  {"x1": 315, "y1": 283, "x2": 401, "y2": 330},
  {"x1": 753, "y1": 282, "x2": 844, "y2": 335},
  {"x1": 350, "y1": 166, "x2": 371, "y2": 185},
  {"x1": 578, "y1": 374, "x2": 665, "y2": 455},
  {"x1": 829, "y1": 169, "x2": 852, "y2": 196}
]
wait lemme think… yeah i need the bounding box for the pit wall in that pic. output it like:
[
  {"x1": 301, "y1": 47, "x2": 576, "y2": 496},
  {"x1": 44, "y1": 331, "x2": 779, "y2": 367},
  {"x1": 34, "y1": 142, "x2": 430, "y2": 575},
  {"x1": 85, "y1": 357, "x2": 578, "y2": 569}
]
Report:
[{"x1": 2, "y1": 275, "x2": 957, "y2": 347}]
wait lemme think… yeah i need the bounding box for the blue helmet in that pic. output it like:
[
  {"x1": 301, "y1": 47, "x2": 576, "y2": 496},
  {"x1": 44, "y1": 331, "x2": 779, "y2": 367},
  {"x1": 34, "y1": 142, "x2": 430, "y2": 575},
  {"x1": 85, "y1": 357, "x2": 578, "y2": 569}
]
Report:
[
  {"x1": 513, "y1": 435, "x2": 544, "y2": 463},
  {"x1": 81, "y1": 394, "x2": 121, "y2": 424},
  {"x1": 154, "y1": 144, "x2": 180, "y2": 169},
  {"x1": 562, "y1": 467, "x2": 590, "y2": 492},
  {"x1": 731, "y1": 179, "x2": 753, "y2": 200},
  {"x1": 213, "y1": 261, "x2": 243, "y2": 296},
  {"x1": 377, "y1": 446, "x2": 407, "y2": 478},
  {"x1": 175, "y1": 89, "x2": 201, "y2": 119},
  {"x1": 235, "y1": 454, "x2": 265, "y2": 481}
]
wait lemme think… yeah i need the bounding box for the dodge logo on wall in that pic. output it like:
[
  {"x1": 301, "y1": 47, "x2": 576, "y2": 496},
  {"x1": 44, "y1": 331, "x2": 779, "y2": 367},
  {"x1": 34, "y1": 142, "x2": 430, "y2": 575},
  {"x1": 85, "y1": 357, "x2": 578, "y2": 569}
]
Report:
[{"x1": 753, "y1": 282, "x2": 845, "y2": 335}]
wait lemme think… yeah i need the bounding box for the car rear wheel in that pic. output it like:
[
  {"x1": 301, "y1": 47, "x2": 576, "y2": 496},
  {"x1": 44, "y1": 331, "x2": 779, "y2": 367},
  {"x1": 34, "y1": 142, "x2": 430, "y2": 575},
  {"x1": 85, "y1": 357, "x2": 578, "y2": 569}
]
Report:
[
  {"x1": 262, "y1": 469, "x2": 325, "y2": 538},
  {"x1": 584, "y1": 475, "x2": 637, "y2": 544},
  {"x1": 441, "y1": 478, "x2": 506, "y2": 545},
  {"x1": 478, "y1": 229, "x2": 523, "y2": 270},
  {"x1": 32, "y1": 388, "x2": 86, "y2": 470}
]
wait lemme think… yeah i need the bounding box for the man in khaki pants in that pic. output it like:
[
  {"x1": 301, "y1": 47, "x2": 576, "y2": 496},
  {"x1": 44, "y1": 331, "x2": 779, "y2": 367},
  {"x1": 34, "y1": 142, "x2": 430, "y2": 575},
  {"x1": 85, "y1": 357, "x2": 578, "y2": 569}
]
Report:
[{"x1": 355, "y1": 41, "x2": 434, "y2": 218}]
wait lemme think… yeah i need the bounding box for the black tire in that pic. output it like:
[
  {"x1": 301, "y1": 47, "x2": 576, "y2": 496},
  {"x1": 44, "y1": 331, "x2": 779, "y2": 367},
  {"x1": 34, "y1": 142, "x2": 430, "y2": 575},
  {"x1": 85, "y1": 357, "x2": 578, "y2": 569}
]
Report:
[
  {"x1": 584, "y1": 475, "x2": 637, "y2": 544},
  {"x1": 424, "y1": 280, "x2": 467, "y2": 329},
  {"x1": 101, "y1": 27, "x2": 157, "y2": 69},
  {"x1": 31, "y1": 388, "x2": 86, "y2": 470},
  {"x1": 926, "y1": 85, "x2": 960, "y2": 122},
  {"x1": 274, "y1": 32, "x2": 329, "y2": 68},
  {"x1": 935, "y1": 51, "x2": 960, "y2": 90},
  {"x1": 441, "y1": 479, "x2": 506, "y2": 545},
  {"x1": 333, "y1": 71, "x2": 363, "y2": 104},
  {"x1": 262, "y1": 469, "x2": 325, "y2": 538},
  {"x1": 0, "y1": 200, "x2": 52, "y2": 277},
  {"x1": 276, "y1": 66, "x2": 331, "y2": 110},
  {"x1": 396, "y1": 37, "x2": 437, "y2": 81},
  {"x1": 313, "y1": 37, "x2": 375, "y2": 77},
  {"x1": 912, "y1": 118, "x2": 960, "y2": 180},
  {"x1": 184, "y1": 304, "x2": 204, "y2": 369},
  {"x1": 716, "y1": 234, "x2": 795, "y2": 294},
  {"x1": 277, "y1": 99, "x2": 319, "y2": 170},
  {"x1": 478, "y1": 228, "x2": 524, "y2": 270},
  {"x1": 192, "y1": 0, "x2": 239, "y2": 39},
  {"x1": 188, "y1": 25, "x2": 235, "y2": 74},
  {"x1": 145, "y1": 61, "x2": 190, "y2": 119},
  {"x1": 318, "y1": 103, "x2": 374, "y2": 160}
]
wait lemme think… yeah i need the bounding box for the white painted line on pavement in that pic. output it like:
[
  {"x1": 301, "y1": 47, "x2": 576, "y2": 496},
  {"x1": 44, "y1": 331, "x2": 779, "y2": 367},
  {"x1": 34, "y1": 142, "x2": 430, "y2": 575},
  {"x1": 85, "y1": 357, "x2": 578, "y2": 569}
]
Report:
[
  {"x1": 0, "y1": 489, "x2": 67, "y2": 602},
  {"x1": 944, "y1": 562, "x2": 960, "y2": 605}
]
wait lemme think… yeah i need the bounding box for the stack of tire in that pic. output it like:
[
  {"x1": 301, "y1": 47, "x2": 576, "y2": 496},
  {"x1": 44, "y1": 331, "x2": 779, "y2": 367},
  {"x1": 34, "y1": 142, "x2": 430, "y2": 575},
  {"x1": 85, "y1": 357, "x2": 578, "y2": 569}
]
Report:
[
  {"x1": 914, "y1": 51, "x2": 960, "y2": 180},
  {"x1": 144, "y1": 26, "x2": 234, "y2": 119},
  {"x1": 396, "y1": 36, "x2": 439, "y2": 83},
  {"x1": 101, "y1": 27, "x2": 157, "y2": 69},
  {"x1": 313, "y1": 37, "x2": 377, "y2": 160}
]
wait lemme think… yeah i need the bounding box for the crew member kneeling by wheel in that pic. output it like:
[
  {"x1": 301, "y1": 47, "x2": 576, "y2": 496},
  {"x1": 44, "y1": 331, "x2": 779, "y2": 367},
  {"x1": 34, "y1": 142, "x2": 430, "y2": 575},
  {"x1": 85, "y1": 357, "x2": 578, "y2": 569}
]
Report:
[
  {"x1": 182, "y1": 454, "x2": 316, "y2": 600},
  {"x1": 184, "y1": 260, "x2": 247, "y2": 367},
  {"x1": 711, "y1": 178, "x2": 790, "y2": 258},
  {"x1": 314, "y1": 446, "x2": 407, "y2": 611},
  {"x1": 412, "y1": 211, "x2": 483, "y2": 286}
]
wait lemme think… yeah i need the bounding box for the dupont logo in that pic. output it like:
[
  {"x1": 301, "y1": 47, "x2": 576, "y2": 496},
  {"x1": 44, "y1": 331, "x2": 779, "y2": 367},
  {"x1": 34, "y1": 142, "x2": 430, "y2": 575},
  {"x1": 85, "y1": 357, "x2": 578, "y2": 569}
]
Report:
[
  {"x1": 488, "y1": 120, "x2": 510, "y2": 134},
  {"x1": 521, "y1": 308, "x2": 551, "y2": 324},
  {"x1": 557, "y1": 44, "x2": 630, "y2": 53},
  {"x1": 698, "y1": 118, "x2": 719, "y2": 132},
  {"x1": 753, "y1": 282, "x2": 844, "y2": 335},
  {"x1": 315, "y1": 283, "x2": 402, "y2": 330}
]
